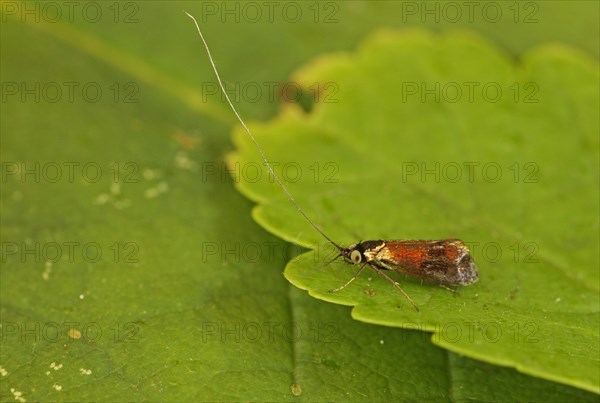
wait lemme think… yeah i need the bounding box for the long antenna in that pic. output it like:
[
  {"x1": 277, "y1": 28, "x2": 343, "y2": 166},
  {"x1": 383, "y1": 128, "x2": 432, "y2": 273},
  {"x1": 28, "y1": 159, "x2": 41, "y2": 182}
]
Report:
[{"x1": 185, "y1": 11, "x2": 343, "y2": 251}]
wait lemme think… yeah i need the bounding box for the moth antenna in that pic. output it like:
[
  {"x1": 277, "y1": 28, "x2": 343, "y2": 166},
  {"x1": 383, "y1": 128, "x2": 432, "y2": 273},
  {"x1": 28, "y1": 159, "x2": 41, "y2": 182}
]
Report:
[{"x1": 185, "y1": 11, "x2": 343, "y2": 251}]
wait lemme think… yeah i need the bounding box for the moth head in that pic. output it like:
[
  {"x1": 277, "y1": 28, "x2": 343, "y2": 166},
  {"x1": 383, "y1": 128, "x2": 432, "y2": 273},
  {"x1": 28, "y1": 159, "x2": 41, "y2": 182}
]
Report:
[{"x1": 343, "y1": 243, "x2": 363, "y2": 265}]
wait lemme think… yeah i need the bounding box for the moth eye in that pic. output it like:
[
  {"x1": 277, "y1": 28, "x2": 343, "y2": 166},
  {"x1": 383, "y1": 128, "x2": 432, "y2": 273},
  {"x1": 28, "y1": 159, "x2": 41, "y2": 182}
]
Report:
[{"x1": 350, "y1": 250, "x2": 362, "y2": 264}]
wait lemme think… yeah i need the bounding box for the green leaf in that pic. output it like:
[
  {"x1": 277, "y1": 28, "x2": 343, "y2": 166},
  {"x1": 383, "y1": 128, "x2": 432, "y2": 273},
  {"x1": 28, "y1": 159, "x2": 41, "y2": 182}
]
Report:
[
  {"x1": 228, "y1": 29, "x2": 599, "y2": 393},
  {"x1": 2, "y1": 1, "x2": 598, "y2": 401}
]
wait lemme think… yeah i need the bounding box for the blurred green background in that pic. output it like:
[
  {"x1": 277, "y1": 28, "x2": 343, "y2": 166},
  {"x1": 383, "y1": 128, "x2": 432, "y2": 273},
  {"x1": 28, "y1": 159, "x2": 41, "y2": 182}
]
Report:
[{"x1": 1, "y1": 1, "x2": 598, "y2": 401}]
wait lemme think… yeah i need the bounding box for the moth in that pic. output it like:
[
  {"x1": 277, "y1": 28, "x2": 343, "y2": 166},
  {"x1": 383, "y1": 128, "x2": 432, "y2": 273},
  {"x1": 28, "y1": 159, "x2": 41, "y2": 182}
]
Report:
[
  {"x1": 331, "y1": 239, "x2": 478, "y2": 309},
  {"x1": 186, "y1": 12, "x2": 479, "y2": 311}
]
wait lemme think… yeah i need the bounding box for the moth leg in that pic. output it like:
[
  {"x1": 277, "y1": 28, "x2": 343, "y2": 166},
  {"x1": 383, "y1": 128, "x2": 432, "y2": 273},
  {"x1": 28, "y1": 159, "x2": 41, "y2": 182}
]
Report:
[
  {"x1": 314, "y1": 253, "x2": 342, "y2": 273},
  {"x1": 367, "y1": 263, "x2": 419, "y2": 312},
  {"x1": 439, "y1": 284, "x2": 456, "y2": 293},
  {"x1": 329, "y1": 262, "x2": 368, "y2": 293}
]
